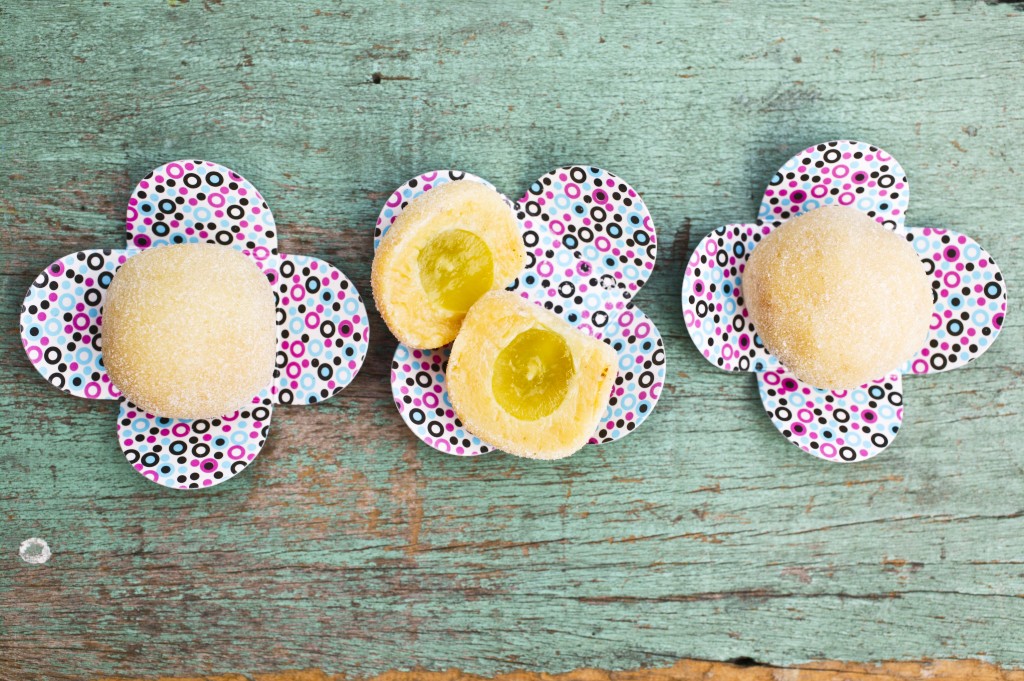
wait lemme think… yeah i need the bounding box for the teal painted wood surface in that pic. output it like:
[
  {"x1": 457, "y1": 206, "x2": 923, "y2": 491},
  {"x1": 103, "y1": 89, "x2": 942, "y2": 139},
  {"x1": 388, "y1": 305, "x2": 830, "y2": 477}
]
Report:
[{"x1": 2, "y1": 1, "x2": 1023, "y2": 678}]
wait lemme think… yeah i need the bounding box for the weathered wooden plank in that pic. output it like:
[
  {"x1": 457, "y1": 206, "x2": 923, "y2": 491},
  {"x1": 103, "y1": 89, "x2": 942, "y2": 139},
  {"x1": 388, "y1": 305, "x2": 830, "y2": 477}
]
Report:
[
  {"x1": 96, "y1": 659, "x2": 1024, "y2": 681},
  {"x1": 1, "y1": 0, "x2": 1023, "y2": 679}
]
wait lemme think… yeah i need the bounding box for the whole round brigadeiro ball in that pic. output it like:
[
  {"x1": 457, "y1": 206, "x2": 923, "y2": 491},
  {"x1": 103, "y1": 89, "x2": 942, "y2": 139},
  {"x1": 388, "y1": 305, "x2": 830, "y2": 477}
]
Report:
[
  {"x1": 103, "y1": 243, "x2": 277, "y2": 419},
  {"x1": 743, "y1": 205, "x2": 933, "y2": 390}
]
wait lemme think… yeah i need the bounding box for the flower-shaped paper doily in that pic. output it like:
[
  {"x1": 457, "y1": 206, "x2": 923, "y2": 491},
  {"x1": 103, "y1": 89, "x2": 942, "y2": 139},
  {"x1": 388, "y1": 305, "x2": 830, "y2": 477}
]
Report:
[
  {"x1": 682, "y1": 141, "x2": 1007, "y2": 462},
  {"x1": 20, "y1": 160, "x2": 370, "y2": 488},
  {"x1": 374, "y1": 167, "x2": 666, "y2": 456}
]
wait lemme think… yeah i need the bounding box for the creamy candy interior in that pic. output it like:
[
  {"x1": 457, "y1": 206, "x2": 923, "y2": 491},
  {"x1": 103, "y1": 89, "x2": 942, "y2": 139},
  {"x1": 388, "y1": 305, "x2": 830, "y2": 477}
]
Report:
[
  {"x1": 371, "y1": 180, "x2": 524, "y2": 349},
  {"x1": 418, "y1": 228, "x2": 495, "y2": 313},
  {"x1": 492, "y1": 327, "x2": 575, "y2": 420},
  {"x1": 446, "y1": 290, "x2": 618, "y2": 460}
]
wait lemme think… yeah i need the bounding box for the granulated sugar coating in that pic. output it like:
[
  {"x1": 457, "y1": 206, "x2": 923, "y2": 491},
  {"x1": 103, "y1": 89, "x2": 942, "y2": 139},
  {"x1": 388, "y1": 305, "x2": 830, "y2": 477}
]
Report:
[
  {"x1": 103, "y1": 243, "x2": 277, "y2": 419},
  {"x1": 743, "y1": 205, "x2": 933, "y2": 390}
]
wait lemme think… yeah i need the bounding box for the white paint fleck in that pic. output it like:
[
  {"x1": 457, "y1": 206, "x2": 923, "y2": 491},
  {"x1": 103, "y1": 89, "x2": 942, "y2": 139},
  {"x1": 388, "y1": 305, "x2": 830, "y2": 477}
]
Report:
[{"x1": 19, "y1": 537, "x2": 51, "y2": 565}]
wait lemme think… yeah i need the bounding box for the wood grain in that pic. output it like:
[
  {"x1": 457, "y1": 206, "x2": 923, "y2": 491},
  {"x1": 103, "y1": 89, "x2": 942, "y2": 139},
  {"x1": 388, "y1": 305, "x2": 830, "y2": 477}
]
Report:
[
  {"x1": 93, "y1": 659, "x2": 1024, "y2": 681},
  {"x1": 1, "y1": 1, "x2": 1023, "y2": 680}
]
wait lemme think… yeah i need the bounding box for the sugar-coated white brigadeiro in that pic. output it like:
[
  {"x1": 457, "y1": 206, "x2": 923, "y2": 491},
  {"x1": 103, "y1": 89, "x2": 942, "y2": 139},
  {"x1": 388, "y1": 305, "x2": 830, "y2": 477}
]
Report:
[
  {"x1": 743, "y1": 205, "x2": 933, "y2": 390},
  {"x1": 102, "y1": 243, "x2": 277, "y2": 419}
]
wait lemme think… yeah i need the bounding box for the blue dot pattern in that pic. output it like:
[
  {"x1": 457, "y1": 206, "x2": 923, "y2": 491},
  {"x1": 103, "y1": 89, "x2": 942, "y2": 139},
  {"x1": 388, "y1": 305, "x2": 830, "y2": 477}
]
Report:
[
  {"x1": 126, "y1": 160, "x2": 278, "y2": 256},
  {"x1": 901, "y1": 228, "x2": 1006, "y2": 375},
  {"x1": 272, "y1": 254, "x2": 370, "y2": 405},
  {"x1": 118, "y1": 389, "x2": 274, "y2": 488},
  {"x1": 682, "y1": 224, "x2": 779, "y2": 373},
  {"x1": 758, "y1": 368, "x2": 904, "y2": 462},
  {"x1": 20, "y1": 249, "x2": 129, "y2": 399},
  {"x1": 757, "y1": 140, "x2": 910, "y2": 231}
]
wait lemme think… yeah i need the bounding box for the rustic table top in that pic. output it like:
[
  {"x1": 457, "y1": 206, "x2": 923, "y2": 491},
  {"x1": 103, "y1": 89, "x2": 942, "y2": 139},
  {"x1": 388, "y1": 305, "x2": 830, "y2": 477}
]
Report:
[{"x1": 2, "y1": 2, "x2": 1023, "y2": 680}]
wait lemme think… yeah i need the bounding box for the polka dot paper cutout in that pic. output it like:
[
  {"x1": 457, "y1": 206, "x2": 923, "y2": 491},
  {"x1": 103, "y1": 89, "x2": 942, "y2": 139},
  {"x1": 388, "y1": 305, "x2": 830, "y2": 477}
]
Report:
[
  {"x1": 270, "y1": 254, "x2": 369, "y2": 404},
  {"x1": 20, "y1": 160, "x2": 370, "y2": 488},
  {"x1": 118, "y1": 389, "x2": 274, "y2": 489},
  {"x1": 682, "y1": 224, "x2": 779, "y2": 374},
  {"x1": 682, "y1": 140, "x2": 1006, "y2": 462},
  {"x1": 126, "y1": 160, "x2": 278, "y2": 255},
  {"x1": 758, "y1": 369, "x2": 904, "y2": 462},
  {"x1": 901, "y1": 228, "x2": 1006, "y2": 375},
  {"x1": 519, "y1": 167, "x2": 657, "y2": 301},
  {"x1": 392, "y1": 344, "x2": 489, "y2": 455},
  {"x1": 378, "y1": 168, "x2": 665, "y2": 457},
  {"x1": 20, "y1": 249, "x2": 128, "y2": 399},
  {"x1": 758, "y1": 140, "x2": 910, "y2": 231}
]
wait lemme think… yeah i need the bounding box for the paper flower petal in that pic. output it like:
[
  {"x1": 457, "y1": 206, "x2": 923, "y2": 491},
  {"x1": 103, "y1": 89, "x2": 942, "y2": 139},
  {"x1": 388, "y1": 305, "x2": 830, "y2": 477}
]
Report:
[
  {"x1": 373, "y1": 170, "x2": 498, "y2": 250},
  {"x1": 391, "y1": 343, "x2": 493, "y2": 456},
  {"x1": 118, "y1": 388, "x2": 274, "y2": 489},
  {"x1": 20, "y1": 249, "x2": 129, "y2": 399},
  {"x1": 758, "y1": 141, "x2": 910, "y2": 231},
  {"x1": 272, "y1": 254, "x2": 370, "y2": 404},
  {"x1": 592, "y1": 304, "x2": 666, "y2": 443},
  {"x1": 517, "y1": 166, "x2": 656, "y2": 301},
  {"x1": 681, "y1": 224, "x2": 778, "y2": 373},
  {"x1": 126, "y1": 160, "x2": 278, "y2": 258},
  {"x1": 902, "y1": 227, "x2": 1007, "y2": 375},
  {"x1": 757, "y1": 367, "x2": 903, "y2": 462},
  {"x1": 509, "y1": 233, "x2": 623, "y2": 336}
]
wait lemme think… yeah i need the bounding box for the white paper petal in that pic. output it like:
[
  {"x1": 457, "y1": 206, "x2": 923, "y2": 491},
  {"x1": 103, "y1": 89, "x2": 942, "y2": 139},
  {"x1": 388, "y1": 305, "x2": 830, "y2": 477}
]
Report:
[
  {"x1": 902, "y1": 227, "x2": 1007, "y2": 375},
  {"x1": 758, "y1": 140, "x2": 909, "y2": 232},
  {"x1": 758, "y1": 367, "x2": 904, "y2": 462},
  {"x1": 682, "y1": 224, "x2": 777, "y2": 373},
  {"x1": 20, "y1": 249, "x2": 129, "y2": 399},
  {"x1": 126, "y1": 160, "x2": 278, "y2": 256},
  {"x1": 269, "y1": 254, "x2": 369, "y2": 404},
  {"x1": 118, "y1": 388, "x2": 274, "y2": 489}
]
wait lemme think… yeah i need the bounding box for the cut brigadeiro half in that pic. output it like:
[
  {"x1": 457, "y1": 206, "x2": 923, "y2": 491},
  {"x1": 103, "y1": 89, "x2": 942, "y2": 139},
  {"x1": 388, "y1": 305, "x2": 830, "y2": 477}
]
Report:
[
  {"x1": 447, "y1": 290, "x2": 618, "y2": 460},
  {"x1": 371, "y1": 180, "x2": 525, "y2": 349}
]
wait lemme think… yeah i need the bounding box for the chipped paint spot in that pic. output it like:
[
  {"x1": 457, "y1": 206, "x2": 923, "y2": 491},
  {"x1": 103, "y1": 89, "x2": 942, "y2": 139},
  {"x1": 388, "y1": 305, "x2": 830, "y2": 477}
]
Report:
[
  {"x1": 781, "y1": 566, "x2": 812, "y2": 584},
  {"x1": 18, "y1": 538, "x2": 50, "y2": 565}
]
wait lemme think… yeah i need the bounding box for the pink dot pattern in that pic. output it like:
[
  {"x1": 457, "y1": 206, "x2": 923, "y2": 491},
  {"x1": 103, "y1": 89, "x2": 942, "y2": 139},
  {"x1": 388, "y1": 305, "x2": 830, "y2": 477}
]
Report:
[
  {"x1": 758, "y1": 140, "x2": 910, "y2": 231},
  {"x1": 682, "y1": 224, "x2": 778, "y2": 373},
  {"x1": 267, "y1": 254, "x2": 369, "y2": 405},
  {"x1": 900, "y1": 228, "x2": 1006, "y2": 375},
  {"x1": 20, "y1": 249, "x2": 129, "y2": 399},
  {"x1": 125, "y1": 160, "x2": 278, "y2": 253},
  {"x1": 119, "y1": 390, "x2": 274, "y2": 488},
  {"x1": 758, "y1": 369, "x2": 904, "y2": 461}
]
